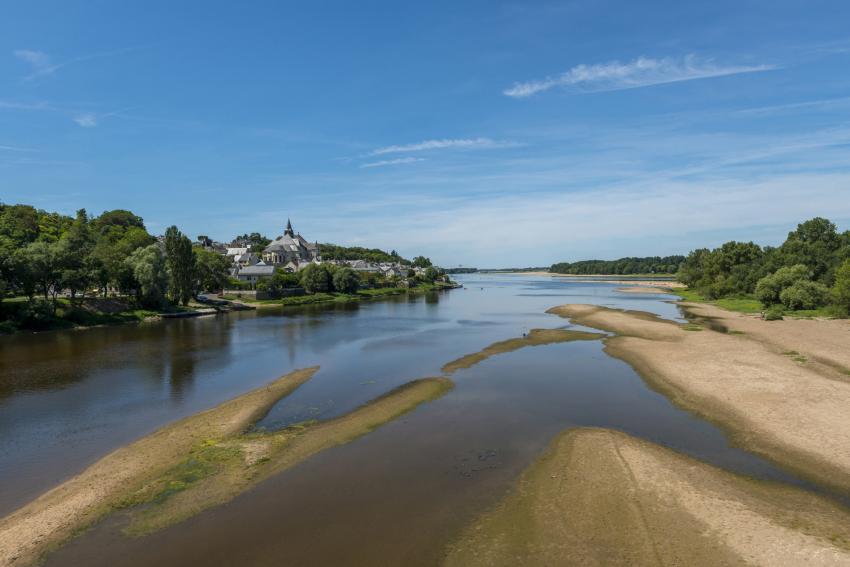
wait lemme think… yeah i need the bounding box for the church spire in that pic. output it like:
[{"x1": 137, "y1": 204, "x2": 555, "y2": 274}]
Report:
[{"x1": 284, "y1": 218, "x2": 294, "y2": 237}]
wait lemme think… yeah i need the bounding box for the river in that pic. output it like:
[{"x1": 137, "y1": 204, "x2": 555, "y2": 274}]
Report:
[{"x1": 0, "y1": 274, "x2": 823, "y2": 565}]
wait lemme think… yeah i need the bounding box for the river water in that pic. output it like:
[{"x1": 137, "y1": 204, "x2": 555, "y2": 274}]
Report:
[{"x1": 0, "y1": 275, "x2": 828, "y2": 565}]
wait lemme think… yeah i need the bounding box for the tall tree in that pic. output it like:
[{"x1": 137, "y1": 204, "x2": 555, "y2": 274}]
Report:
[
  {"x1": 125, "y1": 244, "x2": 168, "y2": 308},
  {"x1": 164, "y1": 226, "x2": 195, "y2": 305}
]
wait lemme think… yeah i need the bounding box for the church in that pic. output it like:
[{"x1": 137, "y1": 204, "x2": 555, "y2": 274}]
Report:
[{"x1": 262, "y1": 219, "x2": 320, "y2": 269}]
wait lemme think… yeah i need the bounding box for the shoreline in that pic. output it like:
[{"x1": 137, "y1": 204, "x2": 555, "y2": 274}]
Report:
[
  {"x1": 446, "y1": 428, "x2": 850, "y2": 565},
  {"x1": 548, "y1": 303, "x2": 850, "y2": 493}
]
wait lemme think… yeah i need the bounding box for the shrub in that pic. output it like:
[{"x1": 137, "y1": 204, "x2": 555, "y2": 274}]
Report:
[
  {"x1": 299, "y1": 263, "x2": 332, "y2": 294},
  {"x1": 332, "y1": 268, "x2": 359, "y2": 294},
  {"x1": 779, "y1": 280, "x2": 830, "y2": 310},
  {"x1": 764, "y1": 305, "x2": 784, "y2": 320},
  {"x1": 833, "y1": 259, "x2": 850, "y2": 312},
  {"x1": 754, "y1": 264, "x2": 810, "y2": 307}
]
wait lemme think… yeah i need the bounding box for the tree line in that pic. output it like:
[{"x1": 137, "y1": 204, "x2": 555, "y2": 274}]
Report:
[
  {"x1": 0, "y1": 203, "x2": 231, "y2": 318},
  {"x1": 677, "y1": 217, "x2": 850, "y2": 318},
  {"x1": 550, "y1": 256, "x2": 685, "y2": 275}
]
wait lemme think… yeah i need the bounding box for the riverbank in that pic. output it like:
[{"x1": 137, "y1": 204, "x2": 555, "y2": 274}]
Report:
[
  {"x1": 0, "y1": 367, "x2": 319, "y2": 567},
  {"x1": 446, "y1": 428, "x2": 850, "y2": 566},
  {"x1": 0, "y1": 296, "x2": 225, "y2": 336},
  {"x1": 548, "y1": 303, "x2": 850, "y2": 492},
  {"x1": 223, "y1": 281, "x2": 460, "y2": 309}
]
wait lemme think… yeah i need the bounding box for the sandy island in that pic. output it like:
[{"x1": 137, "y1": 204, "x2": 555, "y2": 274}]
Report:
[
  {"x1": 446, "y1": 428, "x2": 850, "y2": 566},
  {"x1": 548, "y1": 304, "x2": 850, "y2": 492},
  {"x1": 0, "y1": 366, "x2": 319, "y2": 566},
  {"x1": 442, "y1": 329, "x2": 603, "y2": 374}
]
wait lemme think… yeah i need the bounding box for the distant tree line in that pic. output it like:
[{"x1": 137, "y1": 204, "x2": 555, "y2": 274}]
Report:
[
  {"x1": 677, "y1": 217, "x2": 850, "y2": 318},
  {"x1": 318, "y1": 243, "x2": 412, "y2": 265},
  {"x1": 550, "y1": 256, "x2": 685, "y2": 275}
]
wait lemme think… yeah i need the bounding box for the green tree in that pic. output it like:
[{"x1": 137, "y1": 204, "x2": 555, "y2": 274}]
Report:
[
  {"x1": 22, "y1": 241, "x2": 62, "y2": 308},
  {"x1": 257, "y1": 269, "x2": 301, "y2": 298},
  {"x1": 300, "y1": 263, "x2": 332, "y2": 293},
  {"x1": 164, "y1": 226, "x2": 196, "y2": 305},
  {"x1": 58, "y1": 209, "x2": 95, "y2": 301},
  {"x1": 754, "y1": 264, "x2": 810, "y2": 307},
  {"x1": 778, "y1": 217, "x2": 841, "y2": 283},
  {"x1": 125, "y1": 244, "x2": 168, "y2": 308},
  {"x1": 423, "y1": 266, "x2": 440, "y2": 282},
  {"x1": 780, "y1": 280, "x2": 830, "y2": 311},
  {"x1": 832, "y1": 259, "x2": 850, "y2": 315},
  {"x1": 412, "y1": 256, "x2": 432, "y2": 268},
  {"x1": 194, "y1": 247, "x2": 231, "y2": 292},
  {"x1": 332, "y1": 267, "x2": 359, "y2": 294}
]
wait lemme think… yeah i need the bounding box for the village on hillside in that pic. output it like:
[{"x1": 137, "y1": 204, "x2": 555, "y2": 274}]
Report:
[{"x1": 196, "y1": 218, "x2": 437, "y2": 290}]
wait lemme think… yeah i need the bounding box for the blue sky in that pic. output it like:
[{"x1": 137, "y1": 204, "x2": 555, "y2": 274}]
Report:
[{"x1": 2, "y1": 1, "x2": 850, "y2": 267}]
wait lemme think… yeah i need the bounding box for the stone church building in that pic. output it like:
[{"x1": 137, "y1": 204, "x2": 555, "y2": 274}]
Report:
[{"x1": 262, "y1": 219, "x2": 320, "y2": 268}]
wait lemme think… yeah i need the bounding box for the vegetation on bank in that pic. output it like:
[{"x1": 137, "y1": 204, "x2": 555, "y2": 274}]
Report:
[
  {"x1": 0, "y1": 202, "x2": 452, "y2": 333},
  {"x1": 316, "y1": 243, "x2": 412, "y2": 265},
  {"x1": 225, "y1": 281, "x2": 456, "y2": 307},
  {"x1": 676, "y1": 217, "x2": 850, "y2": 319},
  {"x1": 551, "y1": 255, "x2": 684, "y2": 275}
]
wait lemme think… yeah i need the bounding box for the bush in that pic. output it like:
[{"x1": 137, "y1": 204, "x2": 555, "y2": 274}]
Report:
[
  {"x1": 833, "y1": 259, "x2": 850, "y2": 312},
  {"x1": 754, "y1": 264, "x2": 810, "y2": 306},
  {"x1": 332, "y1": 268, "x2": 359, "y2": 294},
  {"x1": 258, "y1": 270, "x2": 301, "y2": 298},
  {"x1": 764, "y1": 305, "x2": 784, "y2": 320},
  {"x1": 779, "y1": 280, "x2": 830, "y2": 310},
  {"x1": 299, "y1": 263, "x2": 332, "y2": 294}
]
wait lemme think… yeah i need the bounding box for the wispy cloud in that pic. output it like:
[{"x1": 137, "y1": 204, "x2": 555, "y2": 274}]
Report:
[
  {"x1": 360, "y1": 157, "x2": 425, "y2": 168},
  {"x1": 13, "y1": 49, "x2": 58, "y2": 79},
  {"x1": 73, "y1": 114, "x2": 98, "y2": 127},
  {"x1": 504, "y1": 55, "x2": 776, "y2": 98},
  {"x1": 0, "y1": 144, "x2": 37, "y2": 152},
  {"x1": 13, "y1": 45, "x2": 149, "y2": 82},
  {"x1": 370, "y1": 137, "x2": 517, "y2": 155}
]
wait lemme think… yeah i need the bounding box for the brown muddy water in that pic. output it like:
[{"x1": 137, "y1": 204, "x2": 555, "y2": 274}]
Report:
[{"x1": 1, "y1": 275, "x2": 839, "y2": 566}]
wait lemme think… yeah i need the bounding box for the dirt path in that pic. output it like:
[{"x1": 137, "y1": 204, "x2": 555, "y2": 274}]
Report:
[
  {"x1": 445, "y1": 428, "x2": 850, "y2": 566},
  {"x1": 548, "y1": 304, "x2": 850, "y2": 492},
  {"x1": 0, "y1": 367, "x2": 319, "y2": 567}
]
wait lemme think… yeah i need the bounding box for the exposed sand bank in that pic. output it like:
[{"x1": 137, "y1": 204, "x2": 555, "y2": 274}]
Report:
[
  {"x1": 682, "y1": 301, "x2": 850, "y2": 378},
  {"x1": 445, "y1": 428, "x2": 850, "y2": 566},
  {"x1": 0, "y1": 367, "x2": 319, "y2": 566},
  {"x1": 549, "y1": 304, "x2": 850, "y2": 492},
  {"x1": 124, "y1": 377, "x2": 453, "y2": 535},
  {"x1": 616, "y1": 286, "x2": 677, "y2": 294},
  {"x1": 441, "y1": 329, "x2": 603, "y2": 374}
]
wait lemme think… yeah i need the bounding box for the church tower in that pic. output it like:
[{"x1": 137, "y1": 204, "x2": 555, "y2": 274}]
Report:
[{"x1": 284, "y1": 218, "x2": 294, "y2": 238}]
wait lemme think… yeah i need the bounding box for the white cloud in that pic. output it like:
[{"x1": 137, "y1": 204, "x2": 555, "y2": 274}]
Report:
[
  {"x1": 504, "y1": 55, "x2": 776, "y2": 98},
  {"x1": 73, "y1": 114, "x2": 97, "y2": 127},
  {"x1": 360, "y1": 157, "x2": 425, "y2": 168},
  {"x1": 370, "y1": 137, "x2": 517, "y2": 155},
  {"x1": 14, "y1": 49, "x2": 60, "y2": 80}
]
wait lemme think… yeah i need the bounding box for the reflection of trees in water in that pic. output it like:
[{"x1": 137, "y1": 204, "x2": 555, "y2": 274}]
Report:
[
  {"x1": 0, "y1": 324, "x2": 159, "y2": 398},
  {"x1": 159, "y1": 318, "x2": 234, "y2": 401}
]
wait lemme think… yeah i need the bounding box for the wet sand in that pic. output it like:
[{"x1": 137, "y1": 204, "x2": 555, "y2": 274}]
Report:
[
  {"x1": 616, "y1": 286, "x2": 677, "y2": 294},
  {"x1": 549, "y1": 304, "x2": 850, "y2": 492},
  {"x1": 441, "y1": 329, "x2": 603, "y2": 374},
  {"x1": 0, "y1": 367, "x2": 319, "y2": 566},
  {"x1": 446, "y1": 428, "x2": 850, "y2": 566}
]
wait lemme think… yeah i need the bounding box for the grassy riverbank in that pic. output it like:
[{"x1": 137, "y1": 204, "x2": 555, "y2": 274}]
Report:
[
  {"x1": 0, "y1": 297, "x2": 164, "y2": 335},
  {"x1": 223, "y1": 281, "x2": 458, "y2": 308},
  {"x1": 672, "y1": 287, "x2": 836, "y2": 318},
  {"x1": 446, "y1": 428, "x2": 850, "y2": 566}
]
